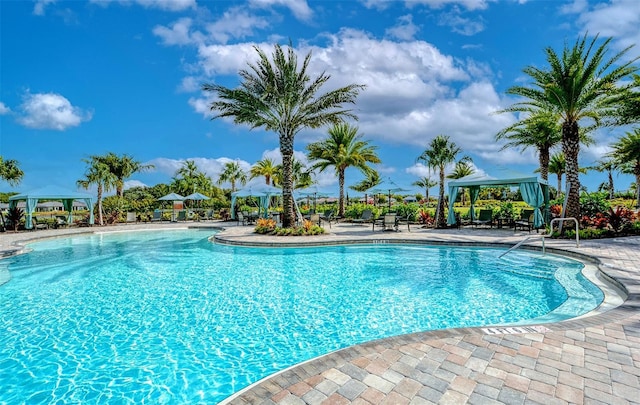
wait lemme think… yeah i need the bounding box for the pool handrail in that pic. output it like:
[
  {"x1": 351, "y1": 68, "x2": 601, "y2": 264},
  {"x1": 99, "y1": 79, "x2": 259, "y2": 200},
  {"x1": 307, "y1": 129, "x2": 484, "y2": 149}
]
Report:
[{"x1": 499, "y1": 217, "x2": 579, "y2": 258}]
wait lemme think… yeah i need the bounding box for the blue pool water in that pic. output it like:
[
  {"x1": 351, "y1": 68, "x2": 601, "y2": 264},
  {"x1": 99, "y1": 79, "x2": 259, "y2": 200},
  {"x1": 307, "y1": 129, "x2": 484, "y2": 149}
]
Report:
[{"x1": 0, "y1": 229, "x2": 602, "y2": 403}]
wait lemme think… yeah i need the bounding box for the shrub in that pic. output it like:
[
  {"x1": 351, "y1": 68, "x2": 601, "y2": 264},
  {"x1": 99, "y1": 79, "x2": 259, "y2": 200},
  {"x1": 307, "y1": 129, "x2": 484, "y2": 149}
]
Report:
[
  {"x1": 580, "y1": 191, "x2": 610, "y2": 218},
  {"x1": 254, "y1": 218, "x2": 276, "y2": 234},
  {"x1": 5, "y1": 206, "x2": 24, "y2": 231}
]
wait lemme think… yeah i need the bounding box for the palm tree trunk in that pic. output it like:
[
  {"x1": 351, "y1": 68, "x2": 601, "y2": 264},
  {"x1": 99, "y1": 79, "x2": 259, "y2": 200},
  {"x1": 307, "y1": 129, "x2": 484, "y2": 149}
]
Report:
[
  {"x1": 97, "y1": 184, "x2": 104, "y2": 226},
  {"x1": 563, "y1": 121, "x2": 581, "y2": 221},
  {"x1": 607, "y1": 169, "x2": 614, "y2": 199},
  {"x1": 557, "y1": 174, "x2": 562, "y2": 198},
  {"x1": 338, "y1": 169, "x2": 346, "y2": 217},
  {"x1": 437, "y1": 166, "x2": 446, "y2": 228},
  {"x1": 634, "y1": 163, "x2": 640, "y2": 209},
  {"x1": 539, "y1": 145, "x2": 550, "y2": 181},
  {"x1": 280, "y1": 135, "x2": 295, "y2": 227}
]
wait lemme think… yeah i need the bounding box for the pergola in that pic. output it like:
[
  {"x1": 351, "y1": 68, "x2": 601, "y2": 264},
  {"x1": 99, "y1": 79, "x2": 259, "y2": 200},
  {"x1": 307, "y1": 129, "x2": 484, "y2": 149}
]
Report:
[
  {"x1": 446, "y1": 172, "x2": 550, "y2": 228},
  {"x1": 9, "y1": 185, "x2": 94, "y2": 229}
]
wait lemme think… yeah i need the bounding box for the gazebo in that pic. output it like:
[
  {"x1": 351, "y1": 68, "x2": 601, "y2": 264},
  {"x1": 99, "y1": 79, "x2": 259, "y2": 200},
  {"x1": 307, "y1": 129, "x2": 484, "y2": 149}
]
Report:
[
  {"x1": 9, "y1": 185, "x2": 95, "y2": 229},
  {"x1": 231, "y1": 183, "x2": 281, "y2": 219},
  {"x1": 446, "y1": 172, "x2": 550, "y2": 228}
]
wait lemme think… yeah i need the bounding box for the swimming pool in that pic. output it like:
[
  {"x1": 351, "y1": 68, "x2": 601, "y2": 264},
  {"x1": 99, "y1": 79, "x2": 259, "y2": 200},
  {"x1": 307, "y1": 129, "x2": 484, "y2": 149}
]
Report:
[{"x1": 0, "y1": 229, "x2": 603, "y2": 403}]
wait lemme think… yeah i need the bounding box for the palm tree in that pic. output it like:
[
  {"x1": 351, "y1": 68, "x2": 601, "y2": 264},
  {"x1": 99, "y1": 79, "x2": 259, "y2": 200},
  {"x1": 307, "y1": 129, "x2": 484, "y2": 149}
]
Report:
[
  {"x1": 418, "y1": 135, "x2": 465, "y2": 228},
  {"x1": 0, "y1": 157, "x2": 23, "y2": 185},
  {"x1": 307, "y1": 123, "x2": 381, "y2": 216},
  {"x1": 609, "y1": 128, "x2": 640, "y2": 208},
  {"x1": 217, "y1": 161, "x2": 247, "y2": 193},
  {"x1": 202, "y1": 43, "x2": 365, "y2": 227},
  {"x1": 273, "y1": 158, "x2": 313, "y2": 190},
  {"x1": 617, "y1": 74, "x2": 640, "y2": 125},
  {"x1": 587, "y1": 158, "x2": 618, "y2": 199},
  {"x1": 495, "y1": 111, "x2": 562, "y2": 181},
  {"x1": 501, "y1": 34, "x2": 638, "y2": 220},
  {"x1": 446, "y1": 160, "x2": 474, "y2": 205},
  {"x1": 77, "y1": 155, "x2": 116, "y2": 226},
  {"x1": 171, "y1": 160, "x2": 214, "y2": 196},
  {"x1": 412, "y1": 176, "x2": 437, "y2": 205},
  {"x1": 547, "y1": 152, "x2": 566, "y2": 198},
  {"x1": 0, "y1": 156, "x2": 23, "y2": 230},
  {"x1": 350, "y1": 170, "x2": 381, "y2": 206},
  {"x1": 250, "y1": 158, "x2": 278, "y2": 186},
  {"x1": 103, "y1": 153, "x2": 154, "y2": 199}
]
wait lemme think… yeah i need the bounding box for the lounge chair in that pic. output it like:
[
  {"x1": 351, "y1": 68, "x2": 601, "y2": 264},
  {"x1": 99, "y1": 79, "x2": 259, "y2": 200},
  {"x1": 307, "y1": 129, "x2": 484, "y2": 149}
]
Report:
[
  {"x1": 514, "y1": 210, "x2": 535, "y2": 233},
  {"x1": 32, "y1": 217, "x2": 48, "y2": 230},
  {"x1": 471, "y1": 209, "x2": 493, "y2": 228},
  {"x1": 55, "y1": 216, "x2": 68, "y2": 229},
  {"x1": 308, "y1": 213, "x2": 321, "y2": 226},
  {"x1": 176, "y1": 210, "x2": 187, "y2": 222},
  {"x1": 151, "y1": 210, "x2": 163, "y2": 222},
  {"x1": 320, "y1": 209, "x2": 335, "y2": 228},
  {"x1": 237, "y1": 211, "x2": 247, "y2": 226},
  {"x1": 381, "y1": 213, "x2": 398, "y2": 232},
  {"x1": 352, "y1": 209, "x2": 373, "y2": 225}
]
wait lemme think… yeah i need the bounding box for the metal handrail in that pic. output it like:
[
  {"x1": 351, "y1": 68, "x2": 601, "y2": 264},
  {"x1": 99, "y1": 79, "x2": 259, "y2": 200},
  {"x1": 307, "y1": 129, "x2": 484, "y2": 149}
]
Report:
[{"x1": 499, "y1": 217, "x2": 579, "y2": 258}]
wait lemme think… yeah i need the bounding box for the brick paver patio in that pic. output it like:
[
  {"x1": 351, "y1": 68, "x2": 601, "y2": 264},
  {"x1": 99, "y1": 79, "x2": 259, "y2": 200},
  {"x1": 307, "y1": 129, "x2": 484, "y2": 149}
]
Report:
[{"x1": 2, "y1": 221, "x2": 639, "y2": 404}]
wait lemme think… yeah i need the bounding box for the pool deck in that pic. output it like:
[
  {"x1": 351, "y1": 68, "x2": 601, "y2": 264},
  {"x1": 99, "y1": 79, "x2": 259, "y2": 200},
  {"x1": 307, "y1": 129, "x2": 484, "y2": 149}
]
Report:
[{"x1": 2, "y1": 221, "x2": 639, "y2": 404}]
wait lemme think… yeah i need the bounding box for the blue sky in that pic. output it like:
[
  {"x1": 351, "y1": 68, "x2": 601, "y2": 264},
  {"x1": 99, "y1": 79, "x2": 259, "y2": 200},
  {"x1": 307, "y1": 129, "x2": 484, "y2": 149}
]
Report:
[{"x1": 1, "y1": 0, "x2": 639, "y2": 198}]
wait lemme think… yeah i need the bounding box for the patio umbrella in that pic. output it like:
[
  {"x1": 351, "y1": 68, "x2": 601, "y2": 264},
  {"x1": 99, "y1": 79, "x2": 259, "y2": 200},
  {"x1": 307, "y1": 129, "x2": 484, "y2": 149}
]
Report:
[
  {"x1": 158, "y1": 193, "x2": 184, "y2": 221},
  {"x1": 297, "y1": 185, "x2": 329, "y2": 212},
  {"x1": 184, "y1": 192, "x2": 210, "y2": 214},
  {"x1": 370, "y1": 178, "x2": 409, "y2": 211}
]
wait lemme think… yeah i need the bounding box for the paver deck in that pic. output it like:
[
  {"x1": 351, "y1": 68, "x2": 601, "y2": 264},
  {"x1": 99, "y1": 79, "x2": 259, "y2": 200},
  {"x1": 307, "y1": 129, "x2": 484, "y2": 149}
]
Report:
[{"x1": 1, "y1": 221, "x2": 639, "y2": 404}]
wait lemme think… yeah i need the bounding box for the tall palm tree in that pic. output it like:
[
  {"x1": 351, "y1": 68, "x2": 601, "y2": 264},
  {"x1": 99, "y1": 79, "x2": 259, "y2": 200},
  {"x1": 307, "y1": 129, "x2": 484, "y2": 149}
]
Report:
[
  {"x1": 609, "y1": 128, "x2": 640, "y2": 208},
  {"x1": 587, "y1": 158, "x2": 618, "y2": 199},
  {"x1": 217, "y1": 161, "x2": 247, "y2": 193},
  {"x1": 495, "y1": 111, "x2": 562, "y2": 181},
  {"x1": 0, "y1": 156, "x2": 23, "y2": 230},
  {"x1": 307, "y1": 123, "x2": 381, "y2": 216},
  {"x1": 501, "y1": 34, "x2": 638, "y2": 220},
  {"x1": 202, "y1": 43, "x2": 365, "y2": 227},
  {"x1": 350, "y1": 170, "x2": 381, "y2": 206},
  {"x1": 171, "y1": 160, "x2": 214, "y2": 196},
  {"x1": 103, "y1": 153, "x2": 154, "y2": 199},
  {"x1": 250, "y1": 158, "x2": 278, "y2": 186},
  {"x1": 0, "y1": 157, "x2": 23, "y2": 185},
  {"x1": 547, "y1": 152, "x2": 566, "y2": 198},
  {"x1": 418, "y1": 135, "x2": 465, "y2": 228},
  {"x1": 77, "y1": 155, "x2": 116, "y2": 226},
  {"x1": 446, "y1": 160, "x2": 474, "y2": 205},
  {"x1": 412, "y1": 176, "x2": 437, "y2": 204}
]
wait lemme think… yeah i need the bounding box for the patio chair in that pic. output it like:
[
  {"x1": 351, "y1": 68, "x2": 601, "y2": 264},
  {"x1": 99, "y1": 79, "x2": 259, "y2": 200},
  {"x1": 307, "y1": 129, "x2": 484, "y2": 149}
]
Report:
[
  {"x1": 381, "y1": 213, "x2": 399, "y2": 232},
  {"x1": 237, "y1": 211, "x2": 247, "y2": 226},
  {"x1": 126, "y1": 212, "x2": 137, "y2": 223},
  {"x1": 514, "y1": 210, "x2": 535, "y2": 233},
  {"x1": 352, "y1": 209, "x2": 373, "y2": 226},
  {"x1": 321, "y1": 209, "x2": 335, "y2": 228},
  {"x1": 308, "y1": 213, "x2": 321, "y2": 227},
  {"x1": 55, "y1": 216, "x2": 68, "y2": 229},
  {"x1": 176, "y1": 210, "x2": 187, "y2": 222},
  {"x1": 151, "y1": 210, "x2": 163, "y2": 222},
  {"x1": 471, "y1": 209, "x2": 493, "y2": 228}
]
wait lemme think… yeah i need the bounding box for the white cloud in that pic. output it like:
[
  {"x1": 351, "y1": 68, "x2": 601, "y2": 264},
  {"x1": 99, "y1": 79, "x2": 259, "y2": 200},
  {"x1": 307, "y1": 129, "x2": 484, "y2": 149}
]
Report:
[
  {"x1": 205, "y1": 7, "x2": 270, "y2": 44},
  {"x1": 90, "y1": 0, "x2": 196, "y2": 12},
  {"x1": 124, "y1": 180, "x2": 148, "y2": 190},
  {"x1": 385, "y1": 15, "x2": 420, "y2": 41},
  {"x1": 570, "y1": 0, "x2": 640, "y2": 57},
  {"x1": 178, "y1": 76, "x2": 200, "y2": 92},
  {"x1": 249, "y1": 0, "x2": 313, "y2": 20},
  {"x1": 0, "y1": 102, "x2": 10, "y2": 115},
  {"x1": 438, "y1": 10, "x2": 485, "y2": 36},
  {"x1": 33, "y1": 0, "x2": 57, "y2": 15},
  {"x1": 17, "y1": 92, "x2": 92, "y2": 131},
  {"x1": 153, "y1": 17, "x2": 195, "y2": 46},
  {"x1": 147, "y1": 156, "x2": 252, "y2": 183},
  {"x1": 406, "y1": 0, "x2": 495, "y2": 11}
]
